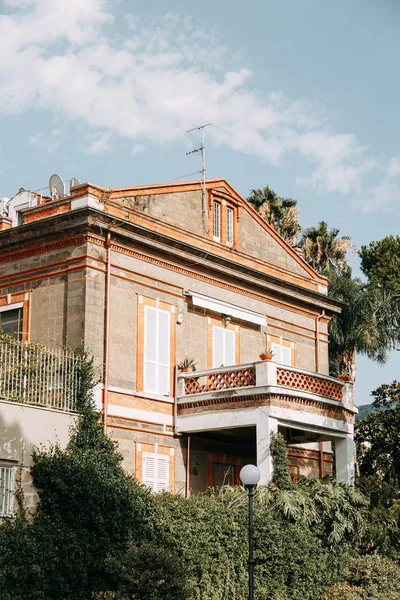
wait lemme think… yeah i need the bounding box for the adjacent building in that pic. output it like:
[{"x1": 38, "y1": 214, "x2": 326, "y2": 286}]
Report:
[{"x1": 0, "y1": 176, "x2": 356, "y2": 510}]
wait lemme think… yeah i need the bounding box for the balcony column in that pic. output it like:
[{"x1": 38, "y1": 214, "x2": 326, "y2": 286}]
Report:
[
  {"x1": 335, "y1": 435, "x2": 355, "y2": 484},
  {"x1": 256, "y1": 409, "x2": 278, "y2": 485}
]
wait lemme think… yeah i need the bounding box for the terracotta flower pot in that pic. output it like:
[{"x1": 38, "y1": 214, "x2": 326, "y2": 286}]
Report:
[
  {"x1": 180, "y1": 366, "x2": 192, "y2": 372},
  {"x1": 259, "y1": 353, "x2": 273, "y2": 361},
  {"x1": 338, "y1": 375, "x2": 352, "y2": 382}
]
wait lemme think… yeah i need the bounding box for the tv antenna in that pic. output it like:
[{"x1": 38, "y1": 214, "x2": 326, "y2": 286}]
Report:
[{"x1": 185, "y1": 123, "x2": 212, "y2": 233}]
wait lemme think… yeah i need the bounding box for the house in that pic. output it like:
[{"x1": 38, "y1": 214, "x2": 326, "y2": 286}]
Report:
[{"x1": 0, "y1": 176, "x2": 356, "y2": 509}]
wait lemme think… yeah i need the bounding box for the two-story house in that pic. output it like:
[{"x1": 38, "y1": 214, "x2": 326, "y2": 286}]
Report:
[{"x1": 0, "y1": 177, "x2": 355, "y2": 509}]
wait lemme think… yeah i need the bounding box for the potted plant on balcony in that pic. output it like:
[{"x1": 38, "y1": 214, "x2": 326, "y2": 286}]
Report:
[
  {"x1": 177, "y1": 357, "x2": 197, "y2": 373},
  {"x1": 259, "y1": 348, "x2": 274, "y2": 361},
  {"x1": 338, "y1": 373, "x2": 352, "y2": 382}
]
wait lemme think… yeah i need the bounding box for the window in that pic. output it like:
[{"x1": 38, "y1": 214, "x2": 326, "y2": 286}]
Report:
[
  {"x1": 212, "y1": 326, "x2": 236, "y2": 368},
  {"x1": 213, "y1": 202, "x2": 221, "y2": 241},
  {"x1": 0, "y1": 304, "x2": 23, "y2": 340},
  {"x1": 0, "y1": 465, "x2": 15, "y2": 516},
  {"x1": 226, "y1": 207, "x2": 234, "y2": 245},
  {"x1": 144, "y1": 306, "x2": 170, "y2": 396},
  {"x1": 142, "y1": 453, "x2": 169, "y2": 493},
  {"x1": 271, "y1": 342, "x2": 292, "y2": 366},
  {"x1": 212, "y1": 462, "x2": 235, "y2": 486}
]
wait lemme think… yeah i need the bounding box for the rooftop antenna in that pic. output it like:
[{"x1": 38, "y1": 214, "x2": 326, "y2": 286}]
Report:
[{"x1": 186, "y1": 123, "x2": 212, "y2": 234}]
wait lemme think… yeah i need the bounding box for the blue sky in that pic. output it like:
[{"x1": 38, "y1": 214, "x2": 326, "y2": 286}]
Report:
[{"x1": 1, "y1": 0, "x2": 399, "y2": 405}]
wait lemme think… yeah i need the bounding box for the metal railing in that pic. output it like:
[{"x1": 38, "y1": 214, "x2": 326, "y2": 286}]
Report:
[{"x1": 0, "y1": 337, "x2": 80, "y2": 412}]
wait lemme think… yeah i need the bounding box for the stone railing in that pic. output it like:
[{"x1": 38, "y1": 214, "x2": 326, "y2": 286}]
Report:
[{"x1": 177, "y1": 361, "x2": 349, "y2": 405}]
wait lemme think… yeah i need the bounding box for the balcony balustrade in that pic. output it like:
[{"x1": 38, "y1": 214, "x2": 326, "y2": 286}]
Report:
[
  {"x1": 177, "y1": 361, "x2": 353, "y2": 410},
  {"x1": 0, "y1": 336, "x2": 81, "y2": 412}
]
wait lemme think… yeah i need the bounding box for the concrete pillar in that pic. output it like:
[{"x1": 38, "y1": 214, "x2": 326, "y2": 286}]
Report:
[
  {"x1": 335, "y1": 435, "x2": 355, "y2": 484},
  {"x1": 255, "y1": 360, "x2": 277, "y2": 387},
  {"x1": 256, "y1": 409, "x2": 278, "y2": 485}
]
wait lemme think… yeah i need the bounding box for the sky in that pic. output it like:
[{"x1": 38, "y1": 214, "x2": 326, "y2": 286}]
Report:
[{"x1": 0, "y1": 0, "x2": 399, "y2": 406}]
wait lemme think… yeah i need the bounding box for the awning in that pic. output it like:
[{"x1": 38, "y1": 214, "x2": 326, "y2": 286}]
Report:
[{"x1": 186, "y1": 291, "x2": 266, "y2": 326}]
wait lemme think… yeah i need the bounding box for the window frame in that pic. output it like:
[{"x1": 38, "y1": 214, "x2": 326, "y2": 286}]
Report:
[
  {"x1": 0, "y1": 302, "x2": 24, "y2": 341},
  {"x1": 142, "y1": 452, "x2": 169, "y2": 493},
  {"x1": 266, "y1": 334, "x2": 295, "y2": 367},
  {"x1": 143, "y1": 305, "x2": 171, "y2": 396},
  {"x1": 212, "y1": 325, "x2": 236, "y2": 368},
  {"x1": 0, "y1": 464, "x2": 16, "y2": 517},
  {"x1": 226, "y1": 206, "x2": 234, "y2": 246},
  {"x1": 213, "y1": 201, "x2": 221, "y2": 242}
]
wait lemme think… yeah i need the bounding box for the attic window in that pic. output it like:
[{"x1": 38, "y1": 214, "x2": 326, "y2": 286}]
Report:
[
  {"x1": 226, "y1": 207, "x2": 234, "y2": 245},
  {"x1": 213, "y1": 202, "x2": 221, "y2": 241}
]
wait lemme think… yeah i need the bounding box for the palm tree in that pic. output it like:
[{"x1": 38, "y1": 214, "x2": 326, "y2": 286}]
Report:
[
  {"x1": 328, "y1": 272, "x2": 400, "y2": 378},
  {"x1": 300, "y1": 221, "x2": 355, "y2": 275},
  {"x1": 247, "y1": 186, "x2": 301, "y2": 246}
]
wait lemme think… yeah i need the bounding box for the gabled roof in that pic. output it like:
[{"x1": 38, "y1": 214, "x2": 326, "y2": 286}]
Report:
[{"x1": 71, "y1": 178, "x2": 327, "y2": 287}]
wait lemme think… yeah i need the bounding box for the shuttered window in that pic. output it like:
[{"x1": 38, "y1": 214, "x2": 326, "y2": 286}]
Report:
[
  {"x1": 144, "y1": 306, "x2": 170, "y2": 395},
  {"x1": 142, "y1": 453, "x2": 169, "y2": 493},
  {"x1": 0, "y1": 465, "x2": 15, "y2": 516},
  {"x1": 271, "y1": 342, "x2": 292, "y2": 366},
  {"x1": 213, "y1": 202, "x2": 221, "y2": 241},
  {"x1": 226, "y1": 207, "x2": 234, "y2": 245},
  {"x1": 212, "y1": 326, "x2": 236, "y2": 368}
]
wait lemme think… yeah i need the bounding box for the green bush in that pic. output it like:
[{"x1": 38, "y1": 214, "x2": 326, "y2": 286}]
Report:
[
  {"x1": 348, "y1": 554, "x2": 400, "y2": 597},
  {"x1": 104, "y1": 540, "x2": 189, "y2": 600},
  {"x1": 0, "y1": 349, "x2": 379, "y2": 600}
]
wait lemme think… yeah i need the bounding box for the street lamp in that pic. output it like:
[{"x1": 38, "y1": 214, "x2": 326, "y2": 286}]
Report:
[{"x1": 240, "y1": 464, "x2": 261, "y2": 600}]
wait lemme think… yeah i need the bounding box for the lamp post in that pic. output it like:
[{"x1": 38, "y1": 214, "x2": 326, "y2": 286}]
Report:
[{"x1": 240, "y1": 464, "x2": 261, "y2": 600}]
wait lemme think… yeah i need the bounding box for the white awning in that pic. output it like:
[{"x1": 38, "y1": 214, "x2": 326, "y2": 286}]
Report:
[{"x1": 187, "y1": 291, "x2": 266, "y2": 326}]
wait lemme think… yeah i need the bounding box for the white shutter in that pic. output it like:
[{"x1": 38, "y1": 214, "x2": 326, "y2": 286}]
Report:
[
  {"x1": 271, "y1": 343, "x2": 292, "y2": 366},
  {"x1": 224, "y1": 329, "x2": 235, "y2": 366},
  {"x1": 271, "y1": 343, "x2": 282, "y2": 363},
  {"x1": 212, "y1": 326, "x2": 224, "y2": 368},
  {"x1": 144, "y1": 306, "x2": 170, "y2": 395},
  {"x1": 213, "y1": 326, "x2": 236, "y2": 367},
  {"x1": 157, "y1": 310, "x2": 170, "y2": 395},
  {"x1": 144, "y1": 307, "x2": 157, "y2": 392},
  {"x1": 281, "y1": 346, "x2": 292, "y2": 366},
  {"x1": 156, "y1": 456, "x2": 169, "y2": 492},
  {"x1": 142, "y1": 453, "x2": 169, "y2": 493},
  {"x1": 143, "y1": 454, "x2": 156, "y2": 490}
]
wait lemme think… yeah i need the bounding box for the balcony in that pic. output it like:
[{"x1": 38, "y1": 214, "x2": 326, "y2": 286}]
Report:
[
  {"x1": 176, "y1": 361, "x2": 356, "y2": 485},
  {"x1": 177, "y1": 361, "x2": 352, "y2": 412},
  {"x1": 0, "y1": 336, "x2": 81, "y2": 413}
]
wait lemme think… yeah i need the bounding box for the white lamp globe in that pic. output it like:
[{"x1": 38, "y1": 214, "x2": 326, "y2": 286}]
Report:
[{"x1": 240, "y1": 464, "x2": 261, "y2": 487}]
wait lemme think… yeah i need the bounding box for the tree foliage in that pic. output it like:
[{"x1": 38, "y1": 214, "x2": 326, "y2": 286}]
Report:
[
  {"x1": 270, "y1": 432, "x2": 293, "y2": 489},
  {"x1": 300, "y1": 220, "x2": 355, "y2": 275},
  {"x1": 356, "y1": 380, "x2": 400, "y2": 480},
  {"x1": 328, "y1": 272, "x2": 399, "y2": 377},
  {"x1": 247, "y1": 185, "x2": 301, "y2": 246},
  {"x1": 360, "y1": 235, "x2": 400, "y2": 291}
]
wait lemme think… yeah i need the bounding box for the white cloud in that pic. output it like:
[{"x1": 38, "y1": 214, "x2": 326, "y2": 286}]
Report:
[
  {"x1": 0, "y1": 0, "x2": 397, "y2": 209},
  {"x1": 29, "y1": 128, "x2": 62, "y2": 152},
  {"x1": 388, "y1": 156, "x2": 400, "y2": 178},
  {"x1": 86, "y1": 131, "x2": 112, "y2": 155}
]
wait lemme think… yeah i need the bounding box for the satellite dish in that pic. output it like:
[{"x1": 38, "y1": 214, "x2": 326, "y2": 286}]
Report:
[
  {"x1": 70, "y1": 177, "x2": 80, "y2": 189},
  {"x1": 48, "y1": 174, "x2": 65, "y2": 200}
]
